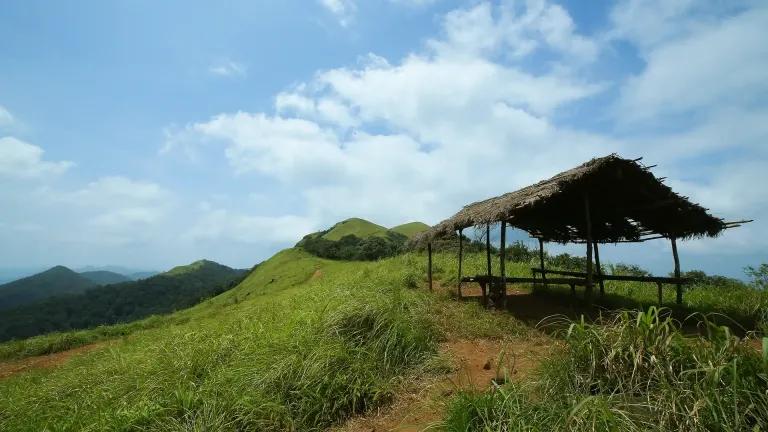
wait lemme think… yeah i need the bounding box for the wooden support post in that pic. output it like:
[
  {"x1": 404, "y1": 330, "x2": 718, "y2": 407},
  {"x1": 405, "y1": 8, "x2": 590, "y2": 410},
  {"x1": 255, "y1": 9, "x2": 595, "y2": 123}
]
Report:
[
  {"x1": 570, "y1": 283, "x2": 576, "y2": 296},
  {"x1": 457, "y1": 229, "x2": 463, "y2": 298},
  {"x1": 538, "y1": 238, "x2": 547, "y2": 290},
  {"x1": 583, "y1": 193, "x2": 594, "y2": 305},
  {"x1": 671, "y1": 237, "x2": 682, "y2": 305},
  {"x1": 427, "y1": 242, "x2": 433, "y2": 292},
  {"x1": 481, "y1": 281, "x2": 488, "y2": 307},
  {"x1": 594, "y1": 241, "x2": 605, "y2": 296},
  {"x1": 657, "y1": 282, "x2": 663, "y2": 306},
  {"x1": 486, "y1": 225, "x2": 492, "y2": 278},
  {"x1": 500, "y1": 221, "x2": 507, "y2": 308}
]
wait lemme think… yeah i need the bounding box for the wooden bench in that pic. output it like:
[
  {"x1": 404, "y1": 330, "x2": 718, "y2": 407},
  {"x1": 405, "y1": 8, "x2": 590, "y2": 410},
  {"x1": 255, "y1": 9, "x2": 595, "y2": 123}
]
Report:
[
  {"x1": 530, "y1": 268, "x2": 690, "y2": 305},
  {"x1": 460, "y1": 274, "x2": 587, "y2": 307}
]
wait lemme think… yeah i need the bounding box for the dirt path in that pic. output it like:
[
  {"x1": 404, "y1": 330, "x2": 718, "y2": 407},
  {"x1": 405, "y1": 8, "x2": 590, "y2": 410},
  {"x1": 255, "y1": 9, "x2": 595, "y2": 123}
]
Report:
[
  {"x1": 0, "y1": 342, "x2": 110, "y2": 380},
  {"x1": 337, "y1": 336, "x2": 554, "y2": 432}
]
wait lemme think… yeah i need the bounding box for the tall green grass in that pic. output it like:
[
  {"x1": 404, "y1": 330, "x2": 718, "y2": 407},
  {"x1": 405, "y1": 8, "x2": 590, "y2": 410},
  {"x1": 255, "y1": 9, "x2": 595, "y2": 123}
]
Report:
[
  {"x1": 446, "y1": 307, "x2": 768, "y2": 431},
  {"x1": 0, "y1": 249, "x2": 526, "y2": 431}
]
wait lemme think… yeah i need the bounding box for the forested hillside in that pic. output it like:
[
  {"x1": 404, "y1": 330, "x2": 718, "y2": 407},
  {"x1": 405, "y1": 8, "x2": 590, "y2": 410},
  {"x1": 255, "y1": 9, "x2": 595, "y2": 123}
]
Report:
[
  {"x1": 0, "y1": 260, "x2": 248, "y2": 342},
  {"x1": 0, "y1": 266, "x2": 96, "y2": 310}
]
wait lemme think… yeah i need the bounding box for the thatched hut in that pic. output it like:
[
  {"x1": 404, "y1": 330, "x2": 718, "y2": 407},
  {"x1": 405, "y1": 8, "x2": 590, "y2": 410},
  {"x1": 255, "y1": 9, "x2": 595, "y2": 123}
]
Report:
[{"x1": 415, "y1": 154, "x2": 749, "y2": 306}]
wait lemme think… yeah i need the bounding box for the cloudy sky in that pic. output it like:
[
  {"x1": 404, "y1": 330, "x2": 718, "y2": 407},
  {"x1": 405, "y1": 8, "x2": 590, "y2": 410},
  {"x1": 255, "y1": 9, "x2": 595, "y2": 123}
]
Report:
[{"x1": 1, "y1": 0, "x2": 766, "y2": 277}]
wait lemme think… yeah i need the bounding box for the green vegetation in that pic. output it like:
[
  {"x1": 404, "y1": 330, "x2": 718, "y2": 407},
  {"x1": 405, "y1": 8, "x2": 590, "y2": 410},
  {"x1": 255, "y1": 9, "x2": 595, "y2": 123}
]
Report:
[
  {"x1": 0, "y1": 266, "x2": 96, "y2": 310},
  {"x1": 0, "y1": 249, "x2": 523, "y2": 431},
  {"x1": 1, "y1": 237, "x2": 765, "y2": 431},
  {"x1": 445, "y1": 308, "x2": 768, "y2": 431},
  {"x1": 79, "y1": 270, "x2": 132, "y2": 285},
  {"x1": 297, "y1": 218, "x2": 431, "y2": 261},
  {"x1": 0, "y1": 260, "x2": 247, "y2": 342},
  {"x1": 390, "y1": 221, "x2": 431, "y2": 239},
  {"x1": 321, "y1": 217, "x2": 389, "y2": 241}
]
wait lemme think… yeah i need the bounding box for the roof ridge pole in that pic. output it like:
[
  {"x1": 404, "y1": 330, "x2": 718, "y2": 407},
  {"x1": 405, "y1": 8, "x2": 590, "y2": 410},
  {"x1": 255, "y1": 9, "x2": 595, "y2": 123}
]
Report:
[
  {"x1": 538, "y1": 238, "x2": 547, "y2": 291},
  {"x1": 500, "y1": 221, "x2": 507, "y2": 309},
  {"x1": 671, "y1": 237, "x2": 682, "y2": 305},
  {"x1": 594, "y1": 241, "x2": 604, "y2": 296},
  {"x1": 583, "y1": 192, "x2": 594, "y2": 306},
  {"x1": 457, "y1": 229, "x2": 463, "y2": 299}
]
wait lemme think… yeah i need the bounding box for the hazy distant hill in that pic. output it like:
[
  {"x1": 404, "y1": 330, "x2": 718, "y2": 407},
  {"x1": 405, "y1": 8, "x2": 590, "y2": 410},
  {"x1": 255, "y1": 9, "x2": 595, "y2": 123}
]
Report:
[
  {"x1": 0, "y1": 266, "x2": 96, "y2": 310},
  {"x1": 0, "y1": 260, "x2": 249, "y2": 342},
  {"x1": 79, "y1": 270, "x2": 132, "y2": 285},
  {"x1": 127, "y1": 271, "x2": 159, "y2": 280},
  {"x1": 76, "y1": 265, "x2": 160, "y2": 280}
]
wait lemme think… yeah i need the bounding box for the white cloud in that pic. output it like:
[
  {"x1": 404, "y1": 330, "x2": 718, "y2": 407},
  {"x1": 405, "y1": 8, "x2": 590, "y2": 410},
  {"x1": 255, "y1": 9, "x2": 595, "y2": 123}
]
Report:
[
  {"x1": 0, "y1": 137, "x2": 73, "y2": 179},
  {"x1": 155, "y1": 0, "x2": 767, "y2": 274},
  {"x1": 429, "y1": 1, "x2": 598, "y2": 63},
  {"x1": 185, "y1": 210, "x2": 317, "y2": 244},
  {"x1": 63, "y1": 176, "x2": 172, "y2": 235},
  {"x1": 0, "y1": 105, "x2": 15, "y2": 130},
  {"x1": 617, "y1": 6, "x2": 768, "y2": 122},
  {"x1": 180, "y1": 112, "x2": 347, "y2": 182},
  {"x1": 72, "y1": 176, "x2": 169, "y2": 206},
  {"x1": 209, "y1": 60, "x2": 247, "y2": 77},
  {"x1": 318, "y1": 0, "x2": 356, "y2": 27}
]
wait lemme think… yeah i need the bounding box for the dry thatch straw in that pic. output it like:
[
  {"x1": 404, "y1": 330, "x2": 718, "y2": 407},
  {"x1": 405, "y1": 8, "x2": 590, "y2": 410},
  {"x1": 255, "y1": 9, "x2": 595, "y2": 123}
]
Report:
[{"x1": 415, "y1": 154, "x2": 727, "y2": 245}]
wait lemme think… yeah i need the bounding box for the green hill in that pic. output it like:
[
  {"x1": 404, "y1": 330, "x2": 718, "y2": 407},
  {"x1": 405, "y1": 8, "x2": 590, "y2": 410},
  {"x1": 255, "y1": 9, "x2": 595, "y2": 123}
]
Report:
[
  {"x1": 320, "y1": 217, "x2": 389, "y2": 241},
  {"x1": 79, "y1": 270, "x2": 131, "y2": 285},
  {"x1": 390, "y1": 221, "x2": 430, "y2": 238},
  {"x1": 0, "y1": 260, "x2": 247, "y2": 342},
  {"x1": 0, "y1": 247, "x2": 766, "y2": 431},
  {"x1": 0, "y1": 266, "x2": 96, "y2": 310},
  {"x1": 297, "y1": 218, "x2": 431, "y2": 261}
]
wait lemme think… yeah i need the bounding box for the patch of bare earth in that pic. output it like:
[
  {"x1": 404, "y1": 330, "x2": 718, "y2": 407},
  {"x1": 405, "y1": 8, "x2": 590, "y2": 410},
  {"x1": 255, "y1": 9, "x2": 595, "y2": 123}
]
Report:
[
  {"x1": 336, "y1": 336, "x2": 554, "y2": 432},
  {"x1": 0, "y1": 342, "x2": 110, "y2": 380}
]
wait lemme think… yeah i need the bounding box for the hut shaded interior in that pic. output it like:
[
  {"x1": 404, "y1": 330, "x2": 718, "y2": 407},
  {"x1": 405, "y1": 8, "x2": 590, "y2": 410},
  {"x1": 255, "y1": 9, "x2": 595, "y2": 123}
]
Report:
[{"x1": 423, "y1": 154, "x2": 727, "y2": 244}]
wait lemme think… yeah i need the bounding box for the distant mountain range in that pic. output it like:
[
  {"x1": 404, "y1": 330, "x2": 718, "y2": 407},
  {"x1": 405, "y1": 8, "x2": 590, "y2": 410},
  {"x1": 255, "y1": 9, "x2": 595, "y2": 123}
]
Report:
[
  {"x1": 0, "y1": 259, "x2": 249, "y2": 342},
  {"x1": 0, "y1": 266, "x2": 98, "y2": 310},
  {"x1": 79, "y1": 270, "x2": 132, "y2": 285},
  {"x1": 0, "y1": 265, "x2": 160, "y2": 311}
]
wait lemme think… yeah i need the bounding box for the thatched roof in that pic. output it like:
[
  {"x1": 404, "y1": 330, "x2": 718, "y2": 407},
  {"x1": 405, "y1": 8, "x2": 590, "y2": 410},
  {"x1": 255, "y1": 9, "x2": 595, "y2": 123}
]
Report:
[{"x1": 416, "y1": 154, "x2": 727, "y2": 244}]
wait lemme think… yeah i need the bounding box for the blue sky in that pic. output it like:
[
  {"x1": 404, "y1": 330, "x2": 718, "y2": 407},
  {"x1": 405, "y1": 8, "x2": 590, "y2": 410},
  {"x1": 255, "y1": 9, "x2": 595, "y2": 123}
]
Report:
[{"x1": 0, "y1": 0, "x2": 766, "y2": 277}]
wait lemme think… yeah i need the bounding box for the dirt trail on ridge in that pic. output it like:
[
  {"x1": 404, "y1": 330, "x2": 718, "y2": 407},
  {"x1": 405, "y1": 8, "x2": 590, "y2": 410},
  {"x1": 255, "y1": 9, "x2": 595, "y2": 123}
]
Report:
[
  {"x1": 0, "y1": 342, "x2": 110, "y2": 380},
  {"x1": 337, "y1": 336, "x2": 554, "y2": 432}
]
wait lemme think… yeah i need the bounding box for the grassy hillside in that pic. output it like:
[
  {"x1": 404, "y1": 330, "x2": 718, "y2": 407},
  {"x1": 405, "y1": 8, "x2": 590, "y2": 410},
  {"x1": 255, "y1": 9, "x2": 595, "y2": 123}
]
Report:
[
  {"x1": 390, "y1": 221, "x2": 430, "y2": 239},
  {"x1": 0, "y1": 260, "x2": 247, "y2": 342},
  {"x1": 0, "y1": 249, "x2": 522, "y2": 431},
  {"x1": 0, "y1": 266, "x2": 96, "y2": 310},
  {"x1": 321, "y1": 217, "x2": 389, "y2": 241},
  {"x1": 1, "y1": 248, "x2": 765, "y2": 430},
  {"x1": 79, "y1": 270, "x2": 131, "y2": 285}
]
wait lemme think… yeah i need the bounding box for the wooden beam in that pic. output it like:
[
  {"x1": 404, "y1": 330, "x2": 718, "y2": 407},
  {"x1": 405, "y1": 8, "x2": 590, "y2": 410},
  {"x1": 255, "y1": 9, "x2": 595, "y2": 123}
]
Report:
[
  {"x1": 657, "y1": 281, "x2": 663, "y2": 306},
  {"x1": 671, "y1": 237, "x2": 682, "y2": 305},
  {"x1": 427, "y1": 242, "x2": 433, "y2": 292},
  {"x1": 458, "y1": 229, "x2": 463, "y2": 299},
  {"x1": 593, "y1": 241, "x2": 604, "y2": 296},
  {"x1": 538, "y1": 238, "x2": 547, "y2": 290},
  {"x1": 584, "y1": 193, "x2": 594, "y2": 305},
  {"x1": 486, "y1": 225, "x2": 492, "y2": 278},
  {"x1": 500, "y1": 221, "x2": 507, "y2": 308}
]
